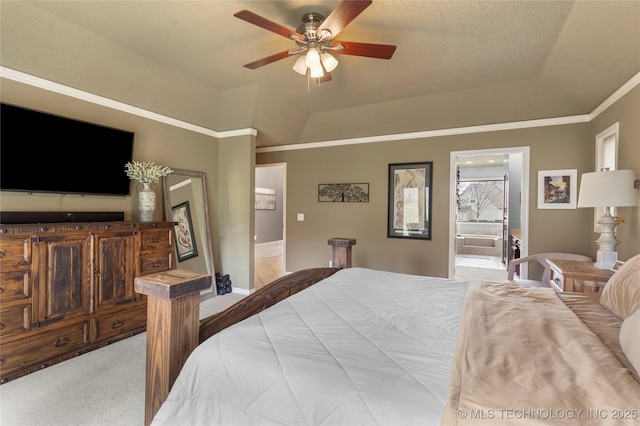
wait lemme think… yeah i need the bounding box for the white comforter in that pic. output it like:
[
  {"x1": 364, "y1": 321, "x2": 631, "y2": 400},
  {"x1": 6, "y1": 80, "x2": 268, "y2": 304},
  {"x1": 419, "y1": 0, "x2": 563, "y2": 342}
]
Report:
[{"x1": 152, "y1": 267, "x2": 469, "y2": 426}]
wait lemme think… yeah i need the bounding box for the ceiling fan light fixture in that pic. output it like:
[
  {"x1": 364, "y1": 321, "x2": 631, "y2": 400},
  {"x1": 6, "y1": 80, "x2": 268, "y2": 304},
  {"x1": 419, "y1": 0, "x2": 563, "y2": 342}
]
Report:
[
  {"x1": 309, "y1": 64, "x2": 324, "y2": 78},
  {"x1": 305, "y1": 47, "x2": 321, "y2": 67},
  {"x1": 292, "y1": 54, "x2": 308, "y2": 75},
  {"x1": 320, "y1": 52, "x2": 338, "y2": 72}
]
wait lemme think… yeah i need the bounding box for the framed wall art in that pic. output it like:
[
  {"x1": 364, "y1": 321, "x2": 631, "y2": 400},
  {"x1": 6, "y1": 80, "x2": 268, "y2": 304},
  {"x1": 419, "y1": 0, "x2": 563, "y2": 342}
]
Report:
[
  {"x1": 255, "y1": 187, "x2": 277, "y2": 210},
  {"x1": 388, "y1": 162, "x2": 433, "y2": 240},
  {"x1": 537, "y1": 169, "x2": 577, "y2": 209},
  {"x1": 318, "y1": 183, "x2": 369, "y2": 202},
  {"x1": 172, "y1": 201, "x2": 199, "y2": 262}
]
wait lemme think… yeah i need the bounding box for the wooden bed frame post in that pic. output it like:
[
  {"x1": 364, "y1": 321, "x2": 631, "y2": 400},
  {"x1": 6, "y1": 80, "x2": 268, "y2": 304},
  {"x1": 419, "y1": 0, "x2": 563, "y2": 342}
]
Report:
[
  {"x1": 134, "y1": 269, "x2": 212, "y2": 426},
  {"x1": 328, "y1": 237, "x2": 356, "y2": 268}
]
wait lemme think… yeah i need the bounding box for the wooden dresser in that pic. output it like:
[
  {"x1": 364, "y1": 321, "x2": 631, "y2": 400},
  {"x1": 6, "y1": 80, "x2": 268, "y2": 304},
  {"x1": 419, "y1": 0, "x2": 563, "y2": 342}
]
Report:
[
  {"x1": 547, "y1": 259, "x2": 614, "y2": 293},
  {"x1": 0, "y1": 221, "x2": 175, "y2": 383}
]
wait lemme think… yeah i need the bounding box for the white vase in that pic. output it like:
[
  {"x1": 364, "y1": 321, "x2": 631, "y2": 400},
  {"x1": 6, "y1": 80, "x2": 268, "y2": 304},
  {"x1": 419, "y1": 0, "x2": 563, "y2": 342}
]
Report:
[{"x1": 138, "y1": 182, "x2": 156, "y2": 221}]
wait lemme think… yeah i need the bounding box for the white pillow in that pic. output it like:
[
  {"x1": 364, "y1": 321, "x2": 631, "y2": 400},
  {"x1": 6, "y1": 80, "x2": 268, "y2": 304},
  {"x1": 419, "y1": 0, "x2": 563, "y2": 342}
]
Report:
[
  {"x1": 600, "y1": 254, "x2": 640, "y2": 319},
  {"x1": 620, "y1": 308, "x2": 640, "y2": 376}
]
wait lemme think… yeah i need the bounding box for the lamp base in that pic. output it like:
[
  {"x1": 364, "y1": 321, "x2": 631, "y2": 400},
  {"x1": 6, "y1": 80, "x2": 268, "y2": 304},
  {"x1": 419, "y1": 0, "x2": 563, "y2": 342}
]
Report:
[
  {"x1": 593, "y1": 208, "x2": 620, "y2": 270},
  {"x1": 595, "y1": 250, "x2": 618, "y2": 270}
]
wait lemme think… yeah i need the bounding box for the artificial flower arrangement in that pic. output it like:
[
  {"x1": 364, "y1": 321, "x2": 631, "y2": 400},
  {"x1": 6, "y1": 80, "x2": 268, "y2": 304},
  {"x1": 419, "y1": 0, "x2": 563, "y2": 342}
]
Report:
[{"x1": 125, "y1": 161, "x2": 173, "y2": 184}]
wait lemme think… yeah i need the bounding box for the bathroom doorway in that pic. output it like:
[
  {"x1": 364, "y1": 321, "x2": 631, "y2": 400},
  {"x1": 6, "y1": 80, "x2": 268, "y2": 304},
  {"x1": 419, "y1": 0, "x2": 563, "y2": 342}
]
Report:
[
  {"x1": 449, "y1": 147, "x2": 529, "y2": 280},
  {"x1": 255, "y1": 164, "x2": 286, "y2": 289}
]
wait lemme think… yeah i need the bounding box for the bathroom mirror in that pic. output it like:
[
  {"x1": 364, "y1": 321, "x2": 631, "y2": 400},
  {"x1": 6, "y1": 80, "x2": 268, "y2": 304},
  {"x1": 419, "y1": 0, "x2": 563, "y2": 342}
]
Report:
[{"x1": 162, "y1": 169, "x2": 215, "y2": 277}]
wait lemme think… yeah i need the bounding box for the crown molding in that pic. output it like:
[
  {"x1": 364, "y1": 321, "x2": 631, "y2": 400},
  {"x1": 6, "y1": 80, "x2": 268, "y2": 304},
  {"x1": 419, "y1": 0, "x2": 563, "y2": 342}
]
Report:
[
  {"x1": 3, "y1": 66, "x2": 638, "y2": 152},
  {"x1": 590, "y1": 70, "x2": 640, "y2": 119},
  {"x1": 0, "y1": 66, "x2": 257, "y2": 139},
  {"x1": 255, "y1": 115, "x2": 591, "y2": 153}
]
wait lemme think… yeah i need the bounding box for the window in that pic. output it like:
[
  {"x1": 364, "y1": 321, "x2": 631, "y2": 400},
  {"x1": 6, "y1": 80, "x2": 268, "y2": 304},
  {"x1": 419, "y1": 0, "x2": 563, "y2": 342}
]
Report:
[{"x1": 594, "y1": 123, "x2": 619, "y2": 231}]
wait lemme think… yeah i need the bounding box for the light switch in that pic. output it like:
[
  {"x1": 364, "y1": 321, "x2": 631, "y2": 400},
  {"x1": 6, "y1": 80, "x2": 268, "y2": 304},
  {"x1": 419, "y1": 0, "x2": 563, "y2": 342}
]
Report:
[{"x1": 297, "y1": 213, "x2": 305, "y2": 221}]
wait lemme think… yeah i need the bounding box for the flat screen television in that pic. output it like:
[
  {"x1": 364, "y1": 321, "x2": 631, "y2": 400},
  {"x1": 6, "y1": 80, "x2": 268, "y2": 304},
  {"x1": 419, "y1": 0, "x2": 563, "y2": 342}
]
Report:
[{"x1": 1, "y1": 103, "x2": 135, "y2": 196}]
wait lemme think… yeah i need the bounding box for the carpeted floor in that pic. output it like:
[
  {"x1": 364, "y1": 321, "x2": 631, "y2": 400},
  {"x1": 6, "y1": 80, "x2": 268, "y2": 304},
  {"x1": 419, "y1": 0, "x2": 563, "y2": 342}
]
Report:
[{"x1": 0, "y1": 293, "x2": 244, "y2": 426}]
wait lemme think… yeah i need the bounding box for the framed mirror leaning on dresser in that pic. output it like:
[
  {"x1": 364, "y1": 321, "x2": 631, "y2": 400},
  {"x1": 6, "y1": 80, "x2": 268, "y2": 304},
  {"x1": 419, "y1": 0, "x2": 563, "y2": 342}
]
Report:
[{"x1": 162, "y1": 169, "x2": 215, "y2": 285}]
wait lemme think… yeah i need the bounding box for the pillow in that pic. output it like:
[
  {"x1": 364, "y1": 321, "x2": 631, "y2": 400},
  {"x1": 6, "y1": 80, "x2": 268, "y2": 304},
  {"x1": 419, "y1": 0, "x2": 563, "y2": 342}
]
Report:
[
  {"x1": 600, "y1": 253, "x2": 640, "y2": 319},
  {"x1": 620, "y1": 308, "x2": 640, "y2": 376}
]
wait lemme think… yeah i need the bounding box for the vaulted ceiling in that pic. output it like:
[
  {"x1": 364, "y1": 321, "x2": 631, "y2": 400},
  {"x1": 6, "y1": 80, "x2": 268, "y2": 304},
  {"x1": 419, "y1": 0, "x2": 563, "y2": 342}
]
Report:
[{"x1": 1, "y1": 1, "x2": 639, "y2": 148}]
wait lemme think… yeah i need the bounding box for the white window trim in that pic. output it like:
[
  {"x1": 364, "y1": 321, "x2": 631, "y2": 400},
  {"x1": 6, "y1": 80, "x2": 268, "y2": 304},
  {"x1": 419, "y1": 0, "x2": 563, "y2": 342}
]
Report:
[{"x1": 594, "y1": 122, "x2": 619, "y2": 232}]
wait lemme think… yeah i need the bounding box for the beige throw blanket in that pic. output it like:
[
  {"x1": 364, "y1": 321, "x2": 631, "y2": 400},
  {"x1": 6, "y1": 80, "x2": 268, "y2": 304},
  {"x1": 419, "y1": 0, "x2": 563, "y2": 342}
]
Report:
[{"x1": 443, "y1": 283, "x2": 640, "y2": 425}]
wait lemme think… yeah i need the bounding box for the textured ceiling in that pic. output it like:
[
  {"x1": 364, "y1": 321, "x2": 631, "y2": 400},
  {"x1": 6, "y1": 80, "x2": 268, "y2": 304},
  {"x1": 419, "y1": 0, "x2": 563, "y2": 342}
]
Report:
[{"x1": 1, "y1": 1, "x2": 639, "y2": 148}]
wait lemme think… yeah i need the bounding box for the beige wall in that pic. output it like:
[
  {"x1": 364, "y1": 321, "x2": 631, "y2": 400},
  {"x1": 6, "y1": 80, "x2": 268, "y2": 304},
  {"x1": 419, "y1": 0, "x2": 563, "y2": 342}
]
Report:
[
  {"x1": 2, "y1": 76, "x2": 638, "y2": 285},
  {"x1": 258, "y1": 124, "x2": 596, "y2": 277},
  {"x1": 258, "y1": 87, "x2": 639, "y2": 276},
  {"x1": 217, "y1": 135, "x2": 256, "y2": 291},
  {"x1": 589, "y1": 85, "x2": 640, "y2": 261},
  {"x1": 0, "y1": 78, "x2": 223, "y2": 273}
]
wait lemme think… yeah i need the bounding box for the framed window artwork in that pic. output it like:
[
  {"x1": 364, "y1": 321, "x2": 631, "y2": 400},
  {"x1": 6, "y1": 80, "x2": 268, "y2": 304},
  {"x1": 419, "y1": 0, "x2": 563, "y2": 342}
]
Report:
[
  {"x1": 388, "y1": 162, "x2": 433, "y2": 240},
  {"x1": 537, "y1": 169, "x2": 577, "y2": 209},
  {"x1": 172, "y1": 201, "x2": 199, "y2": 262}
]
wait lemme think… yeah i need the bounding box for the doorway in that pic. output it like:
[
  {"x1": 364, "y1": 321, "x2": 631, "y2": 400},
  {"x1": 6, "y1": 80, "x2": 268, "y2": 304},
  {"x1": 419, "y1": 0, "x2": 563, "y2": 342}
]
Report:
[
  {"x1": 255, "y1": 164, "x2": 286, "y2": 290},
  {"x1": 449, "y1": 147, "x2": 530, "y2": 280}
]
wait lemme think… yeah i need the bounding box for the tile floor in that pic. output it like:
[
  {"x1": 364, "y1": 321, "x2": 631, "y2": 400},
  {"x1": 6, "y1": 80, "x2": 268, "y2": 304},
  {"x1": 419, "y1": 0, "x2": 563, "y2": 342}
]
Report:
[
  {"x1": 454, "y1": 255, "x2": 508, "y2": 281},
  {"x1": 254, "y1": 240, "x2": 286, "y2": 290}
]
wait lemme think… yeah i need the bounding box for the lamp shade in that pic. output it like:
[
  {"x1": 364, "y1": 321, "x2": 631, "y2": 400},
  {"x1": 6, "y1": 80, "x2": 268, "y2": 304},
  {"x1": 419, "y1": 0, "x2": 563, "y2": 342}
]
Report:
[
  {"x1": 320, "y1": 52, "x2": 338, "y2": 72},
  {"x1": 309, "y1": 64, "x2": 324, "y2": 78},
  {"x1": 305, "y1": 47, "x2": 320, "y2": 67},
  {"x1": 292, "y1": 55, "x2": 308, "y2": 75},
  {"x1": 577, "y1": 169, "x2": 638, "y2": 208}
]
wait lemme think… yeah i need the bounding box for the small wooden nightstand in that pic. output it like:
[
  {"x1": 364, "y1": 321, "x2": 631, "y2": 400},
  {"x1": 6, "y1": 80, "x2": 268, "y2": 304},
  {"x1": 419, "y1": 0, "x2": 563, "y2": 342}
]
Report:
[{"x1": 547, "y1": 259, "x2": 614, "y2": 293}]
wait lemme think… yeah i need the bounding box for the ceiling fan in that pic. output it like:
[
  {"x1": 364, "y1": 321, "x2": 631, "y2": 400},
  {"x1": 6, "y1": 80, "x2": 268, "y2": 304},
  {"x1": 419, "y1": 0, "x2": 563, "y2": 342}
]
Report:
[{"x1": 234, "y1": 0, "x2": 396, "y2": 83}]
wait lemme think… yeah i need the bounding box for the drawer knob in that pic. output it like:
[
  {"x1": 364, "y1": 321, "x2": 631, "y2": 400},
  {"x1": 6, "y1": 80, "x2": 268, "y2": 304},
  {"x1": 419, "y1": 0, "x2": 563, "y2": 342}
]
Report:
[
  {"x1": 151, "y1": 261, "x2": 161, "y2": 267},
  {"x1": 111, "y1": 320, "x2": 124, "y2": 329},
  {"x1": 0, "y1": 323, "x2": 4, "y2": 330},
  {"x1": 0, "y1": 287, "x2": 4, "y2": 294},
  {"x1": 54, "y1": 337, "x2": 70, "y2": 347},
  {"x1": 0, "y1": 250, "x2": 4, "y2": 258},
  {"x1": 151, "y1": 237, "x2": 161, "y2": 243}
]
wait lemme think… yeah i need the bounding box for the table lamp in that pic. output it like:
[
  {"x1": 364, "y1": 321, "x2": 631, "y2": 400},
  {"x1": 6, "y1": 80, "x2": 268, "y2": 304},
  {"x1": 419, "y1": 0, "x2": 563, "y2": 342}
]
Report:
[{"x1": 577, "y1": 169, "x2": 638, "y2": 269}]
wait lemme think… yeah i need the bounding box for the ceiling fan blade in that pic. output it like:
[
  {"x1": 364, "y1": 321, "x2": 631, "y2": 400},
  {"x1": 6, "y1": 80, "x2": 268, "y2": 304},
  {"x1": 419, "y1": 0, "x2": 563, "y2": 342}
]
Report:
[
  {"x1": 316, "y1": 71, "x2": 332, "y2": 84},
  {"x1": 234, "y1": 10, "x2": 304, "y2": 41},
  {"x1": 243, "y1": 50, "x2": 292, "y2": 69},
  {"x1": 317, "y1": 0, "x2": 372, "y2": 38},
  {"x1": 333, "y1": 41, "x2": 396, "y2": 59}
]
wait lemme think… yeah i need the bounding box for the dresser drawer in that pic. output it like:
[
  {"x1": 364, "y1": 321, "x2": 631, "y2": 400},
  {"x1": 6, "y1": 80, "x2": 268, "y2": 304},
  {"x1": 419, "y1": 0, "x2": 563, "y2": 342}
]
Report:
[
  {"x1": 0, "y1": 270, "x2": 32, "y2": 303},
  {"x1": 139, "y1": 253, "x2": 173, "y2": 276},
  {"x1": 139, "y1": 228, "x2": 173, "y2": 252},
  {"x1": 0, "y1": 303, "x2": 31, "y2": 337},
  {"x1": 0, "y1": 321, "x2": 89, "y2": 377},
  {"x1": 549, "y1": 269, "x2": 565, "y2": 291},
  {"x1": 0, "y1": 236, "x2": 31, "y2": 269},
  {"x1": 94, "y1": 305, "x2": 146, "y2": 342},
  {"x1": 572, "y1": 279, "x2": 607, "y2": 293}
]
